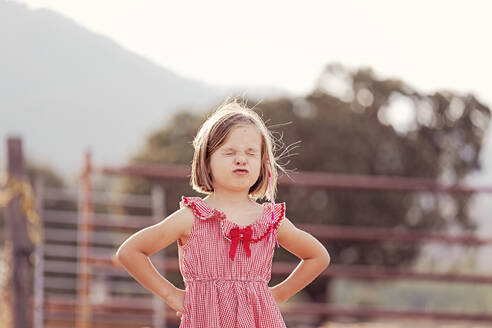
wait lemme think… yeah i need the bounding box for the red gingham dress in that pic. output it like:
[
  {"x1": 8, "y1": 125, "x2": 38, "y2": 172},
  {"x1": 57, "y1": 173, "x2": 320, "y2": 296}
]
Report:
[{"x1": 177, "y1": 196, "x2": 287, "y2": 328}]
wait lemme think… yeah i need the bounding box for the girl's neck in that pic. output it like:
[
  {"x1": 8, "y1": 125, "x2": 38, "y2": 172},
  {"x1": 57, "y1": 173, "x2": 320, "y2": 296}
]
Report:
[{"x1": 205, "y1": 191, "x2": 254, "y2": 208}]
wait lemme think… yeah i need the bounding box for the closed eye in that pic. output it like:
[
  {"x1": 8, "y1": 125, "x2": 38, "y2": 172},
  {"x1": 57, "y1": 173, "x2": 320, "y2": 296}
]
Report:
[{"x1": 222, "y1": 150, "x2": 258, "y2": 156}]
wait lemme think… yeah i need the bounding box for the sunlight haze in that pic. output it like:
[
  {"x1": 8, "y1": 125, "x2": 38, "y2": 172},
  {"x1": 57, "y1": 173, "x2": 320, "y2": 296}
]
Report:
[{"x1": 16, "y1": 0, "x2": 492, "y2": 101}]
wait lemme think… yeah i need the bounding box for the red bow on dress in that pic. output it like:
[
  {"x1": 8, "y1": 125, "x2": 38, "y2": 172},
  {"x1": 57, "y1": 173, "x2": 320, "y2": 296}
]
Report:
[{"x1": 229, "y1": 226, "x2": 253, "y2": 260}]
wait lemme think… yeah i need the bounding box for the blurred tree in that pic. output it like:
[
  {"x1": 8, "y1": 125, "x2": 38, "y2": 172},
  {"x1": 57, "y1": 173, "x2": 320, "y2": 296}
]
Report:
[
  {"x1": 26, "y1": 163, "x2": 65, "y2": 188},
  {"x1": 117, "y1": 64, "x2": 491, "y2": 303},
  {"x1": 0, "y1": 162, "x2": 70, "y2": 234},
  {"x1": 26, "y1": 163, "x2": 75, "y2": 211}
]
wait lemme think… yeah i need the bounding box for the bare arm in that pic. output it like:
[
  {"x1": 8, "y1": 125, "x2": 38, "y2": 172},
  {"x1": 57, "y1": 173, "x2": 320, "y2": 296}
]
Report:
[
  {"x1": 114, "y1": 206, "x2": 194, "y2": 313},
  {"x1": 270, "y1": 217, "x2": 331, "y2": 303}
]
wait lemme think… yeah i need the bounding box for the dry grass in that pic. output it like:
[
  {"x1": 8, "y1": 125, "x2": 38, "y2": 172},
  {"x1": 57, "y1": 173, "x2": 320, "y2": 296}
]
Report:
[{"x1": 0, "y1": 245, "x2": 12, "y2": 328}]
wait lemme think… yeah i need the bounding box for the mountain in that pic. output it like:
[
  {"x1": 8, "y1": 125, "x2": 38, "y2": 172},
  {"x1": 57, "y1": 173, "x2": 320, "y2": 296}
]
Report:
[{"x1": 0, "y1": 0, "x2": 287, "y2": 182}]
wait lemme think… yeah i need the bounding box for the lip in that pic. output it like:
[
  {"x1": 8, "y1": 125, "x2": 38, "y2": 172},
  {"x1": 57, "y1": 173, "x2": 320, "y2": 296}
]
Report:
[{"x1": 233, "y1": 169, "x2": 249, "y2": 174}]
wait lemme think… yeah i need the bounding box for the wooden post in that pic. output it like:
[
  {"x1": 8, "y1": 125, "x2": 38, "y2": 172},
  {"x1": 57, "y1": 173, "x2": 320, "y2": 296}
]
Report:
[
  {"x1": 152, "y1": 185, "x2": 166, "y2": 328},
  {"x1": 5, "y1": 137, "x2": 34, "y2": 328},
  {"x1": 76, "y1": 150, "x2": 93, "y2": 328},
  {"x1": 33, "y1": 176, "x2": 45, "y2": 328}
]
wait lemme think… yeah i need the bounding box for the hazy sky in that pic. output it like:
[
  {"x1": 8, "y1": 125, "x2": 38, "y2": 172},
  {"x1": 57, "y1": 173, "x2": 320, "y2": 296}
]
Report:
[{"x1": 16, "y1": 0, "x2": 492, "y2": 105}]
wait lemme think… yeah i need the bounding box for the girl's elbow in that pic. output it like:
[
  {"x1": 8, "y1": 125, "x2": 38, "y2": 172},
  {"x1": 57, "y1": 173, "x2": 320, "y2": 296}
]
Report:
[
  {"x1": 114, "y1": 249, "x2": 124, "y2": 266},
  {"x1": 113, "y1": 248, "x2": 125, "y2": 266},
  {"x1": 115, "y1": 245, "x2": 132, "y2": 266},
  {"x1": 112, "y1": 253, "x2": 122, "y2": 267},
  {"x1": 320, "y1": 248, "x2": 331, "y2": 268},
  {"x1": 115, "y1": 244, "x2": 148, "y2": 266},
  {"x1": 325, "y1": 252, "x2": 331, "y2": 267}
]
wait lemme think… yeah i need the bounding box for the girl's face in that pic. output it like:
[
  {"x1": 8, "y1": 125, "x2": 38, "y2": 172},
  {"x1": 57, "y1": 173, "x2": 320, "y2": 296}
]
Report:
[{"x1": 209, "y1": 124, "x2": 263, "y2": 194}]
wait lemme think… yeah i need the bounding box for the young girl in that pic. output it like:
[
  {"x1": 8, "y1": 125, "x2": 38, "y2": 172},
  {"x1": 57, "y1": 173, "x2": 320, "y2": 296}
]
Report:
[{"x1": 116, "y1": 100, "x2": 330, "y2": 327}]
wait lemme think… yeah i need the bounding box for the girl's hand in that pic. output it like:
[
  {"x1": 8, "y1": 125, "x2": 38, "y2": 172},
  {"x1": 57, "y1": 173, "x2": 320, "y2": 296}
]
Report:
[{"x1": 165, "y1": 287, "x2": 186, "y2": 318}]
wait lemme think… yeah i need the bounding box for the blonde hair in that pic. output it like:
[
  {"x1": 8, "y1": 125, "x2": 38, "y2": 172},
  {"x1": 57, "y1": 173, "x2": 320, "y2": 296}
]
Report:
[{"x1": 191, "y1": 99, "x2": 283, "y2": 201}]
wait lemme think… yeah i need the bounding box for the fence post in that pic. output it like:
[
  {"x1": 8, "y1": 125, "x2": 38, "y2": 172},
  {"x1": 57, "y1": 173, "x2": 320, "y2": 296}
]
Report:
[
  {"x1": 152, "y1": 185, "x2": 166, "y2": 328},
  {"x1": 33, "y1": 176, "x2": 45, "y2": 328},
  {"x1": 76, "y1": 150, "x2": 93, "y2": 328},
  {"x1": 5, "y1": 137, "x2": 34, "y2": 328}
]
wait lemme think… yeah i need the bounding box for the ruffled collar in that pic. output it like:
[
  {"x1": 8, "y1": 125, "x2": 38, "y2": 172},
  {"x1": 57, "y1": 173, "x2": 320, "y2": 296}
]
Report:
[
  {"x1": 219, "y1": 204, "x2": 272, "y2": 242},
  {"x1": 180, "y1": 196, "x2": 280, "y2": 242},
  {"x1": 212, "y1": 201, "x2": 277, "y2": 261},
  {"x1": 180, "y1": 196, "x2": 285, "y2": 260}
]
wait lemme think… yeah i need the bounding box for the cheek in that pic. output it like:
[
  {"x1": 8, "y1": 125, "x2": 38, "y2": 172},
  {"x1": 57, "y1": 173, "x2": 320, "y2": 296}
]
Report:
[
  {"x1": 209, "y1": 156, "x2": 226, "y2": 173},
  {"x1": 252, "y1": 159, "x2": 262, "y2": 174}
]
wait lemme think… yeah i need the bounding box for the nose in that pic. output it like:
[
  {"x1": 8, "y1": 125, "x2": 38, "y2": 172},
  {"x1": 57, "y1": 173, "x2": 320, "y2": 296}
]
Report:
[{"x1": 235, "y1": 154, "x2": 246, "y2": 165}]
